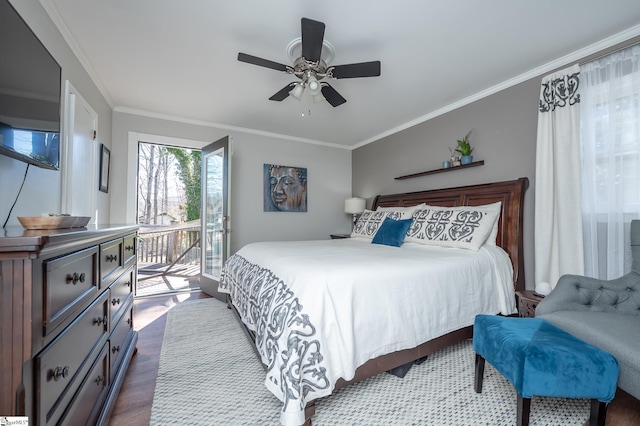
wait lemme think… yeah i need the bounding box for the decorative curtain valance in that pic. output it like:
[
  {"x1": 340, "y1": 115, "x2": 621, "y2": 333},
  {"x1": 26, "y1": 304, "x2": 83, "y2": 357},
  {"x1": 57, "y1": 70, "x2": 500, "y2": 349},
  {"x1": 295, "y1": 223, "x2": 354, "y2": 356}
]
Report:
[
  {"x1": 534, "y1": 64, "x2": 584, "y2": 291},
  {"x1": 539, "y1": 71, "x2": 581, "y2": 112}
]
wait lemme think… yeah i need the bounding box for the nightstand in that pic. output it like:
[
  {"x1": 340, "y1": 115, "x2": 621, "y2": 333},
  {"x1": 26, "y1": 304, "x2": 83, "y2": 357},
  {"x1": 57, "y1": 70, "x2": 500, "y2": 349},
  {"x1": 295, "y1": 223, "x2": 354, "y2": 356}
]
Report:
[
  {"x1": 330, "y1": 234, "x2": 350, "y2": 239},
  {"x1": 516, "y1": 290, "x2": 545, "y2": 318}
]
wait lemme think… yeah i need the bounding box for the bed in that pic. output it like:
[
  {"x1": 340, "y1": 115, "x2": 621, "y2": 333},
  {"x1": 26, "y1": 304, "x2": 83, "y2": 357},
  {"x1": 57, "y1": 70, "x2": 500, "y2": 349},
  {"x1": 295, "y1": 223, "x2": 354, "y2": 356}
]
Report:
[{"x1": 219, "y1": 177, "x2": 528, "y2": 426}]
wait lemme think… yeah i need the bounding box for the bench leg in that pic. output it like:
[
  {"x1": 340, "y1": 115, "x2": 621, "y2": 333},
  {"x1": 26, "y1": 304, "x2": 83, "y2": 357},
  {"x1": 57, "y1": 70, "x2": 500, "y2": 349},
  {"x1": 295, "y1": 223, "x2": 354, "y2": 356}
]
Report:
[
  {"x1": 474, "y1": 354, "x2": 485, "y2": 393},
  {"x1": 589, "y1": 399, "x2": 607, "y2": 426},
  {"x1": 517, "y1": 394, "x2": 531, "y2": 426}
]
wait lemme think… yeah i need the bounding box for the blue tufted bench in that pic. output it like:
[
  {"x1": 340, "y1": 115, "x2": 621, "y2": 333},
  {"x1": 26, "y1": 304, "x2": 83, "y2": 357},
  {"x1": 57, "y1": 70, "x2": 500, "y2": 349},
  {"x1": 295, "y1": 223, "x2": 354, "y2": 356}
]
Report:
[{"x1": 473, "y1": 314, "x2": 619, "y2": 426}]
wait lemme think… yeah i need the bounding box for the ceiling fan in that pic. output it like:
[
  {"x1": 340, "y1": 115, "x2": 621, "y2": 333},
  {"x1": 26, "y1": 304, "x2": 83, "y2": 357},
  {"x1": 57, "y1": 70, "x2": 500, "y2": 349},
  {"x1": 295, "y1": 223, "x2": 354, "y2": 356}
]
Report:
[{"x1": 237, "y1": 17, "x2": 381, "y2": 107}]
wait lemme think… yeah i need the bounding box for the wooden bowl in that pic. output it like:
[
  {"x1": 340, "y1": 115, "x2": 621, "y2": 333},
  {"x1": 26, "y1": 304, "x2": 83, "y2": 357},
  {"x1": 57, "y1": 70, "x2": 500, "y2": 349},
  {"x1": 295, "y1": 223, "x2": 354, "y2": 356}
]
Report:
[{"x1": 17, "y1": 216, "x2": 91, "y2": 230}]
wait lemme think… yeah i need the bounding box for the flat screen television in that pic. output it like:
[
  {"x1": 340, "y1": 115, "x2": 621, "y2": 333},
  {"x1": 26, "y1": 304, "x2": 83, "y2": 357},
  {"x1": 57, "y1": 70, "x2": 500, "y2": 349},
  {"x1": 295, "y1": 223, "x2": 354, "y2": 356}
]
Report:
[{"x1": 0, "y1": 0, "x2": 62, "y2": 170}]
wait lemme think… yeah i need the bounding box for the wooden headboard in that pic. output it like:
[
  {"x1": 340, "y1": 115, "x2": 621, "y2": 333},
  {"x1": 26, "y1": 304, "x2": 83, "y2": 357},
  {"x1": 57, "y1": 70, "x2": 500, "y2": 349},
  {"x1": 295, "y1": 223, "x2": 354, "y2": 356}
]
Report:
[{"x1": 372, "y1": 177, "x2": 529, "y2": 291}]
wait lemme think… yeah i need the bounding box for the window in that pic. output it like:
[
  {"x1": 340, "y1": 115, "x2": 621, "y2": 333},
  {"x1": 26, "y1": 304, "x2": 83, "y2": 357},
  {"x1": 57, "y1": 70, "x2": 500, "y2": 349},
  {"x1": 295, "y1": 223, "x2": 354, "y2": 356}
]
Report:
[{"x1": 581, "y1": 44, "x2": 640, "y2": 279}]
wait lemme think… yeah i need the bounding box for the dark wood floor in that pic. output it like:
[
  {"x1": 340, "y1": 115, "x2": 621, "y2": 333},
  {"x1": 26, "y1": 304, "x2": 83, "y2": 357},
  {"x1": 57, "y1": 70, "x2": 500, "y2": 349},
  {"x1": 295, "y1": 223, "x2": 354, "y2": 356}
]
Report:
[{"x1": 108, "y1": 291, "x2": 640, "y2": 426}]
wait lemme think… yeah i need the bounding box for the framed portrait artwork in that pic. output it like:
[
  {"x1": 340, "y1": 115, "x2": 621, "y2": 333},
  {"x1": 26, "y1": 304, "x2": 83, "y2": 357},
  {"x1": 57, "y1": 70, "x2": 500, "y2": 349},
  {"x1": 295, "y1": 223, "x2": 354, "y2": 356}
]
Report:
[
  {"x1": 99, "y1": 144, "x2": 110, "y2": 193},
  {"x1": 263, "y1": 164, "x2": 307, "y2": 212}
]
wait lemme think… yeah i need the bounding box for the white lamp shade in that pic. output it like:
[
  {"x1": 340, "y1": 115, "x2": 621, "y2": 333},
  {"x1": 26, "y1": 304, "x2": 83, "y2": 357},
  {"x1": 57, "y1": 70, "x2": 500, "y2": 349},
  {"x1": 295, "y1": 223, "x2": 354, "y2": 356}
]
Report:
[
  {"x1": 312, "y1": 92, "x2": 325, "y2": 104},
  {"x1": 307, "y1": 76, "x2": 321, "y2": 95},
  {"x1": 289, "y1": 83, "x2": 304, "y2": 100},
  {"x1": 345, "y1": 197, "x2": 366, "y2": 214}
]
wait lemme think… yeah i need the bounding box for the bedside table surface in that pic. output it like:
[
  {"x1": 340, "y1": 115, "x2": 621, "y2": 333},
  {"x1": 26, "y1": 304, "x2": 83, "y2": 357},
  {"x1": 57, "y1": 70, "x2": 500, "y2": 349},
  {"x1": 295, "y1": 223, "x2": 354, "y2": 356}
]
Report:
[
  {"x1": 330, "y1": 234, "x2": 351, "y2": 239},
  {"x1": 516, "y1": 290, "x2": 545, "y2": 301}
]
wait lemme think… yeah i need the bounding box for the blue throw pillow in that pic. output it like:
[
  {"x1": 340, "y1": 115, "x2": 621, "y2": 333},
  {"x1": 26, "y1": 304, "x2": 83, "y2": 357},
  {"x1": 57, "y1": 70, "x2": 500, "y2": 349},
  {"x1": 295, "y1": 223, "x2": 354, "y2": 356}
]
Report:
[{"x1": 371, "y1": 217, "x2": 413, "y2": 247}]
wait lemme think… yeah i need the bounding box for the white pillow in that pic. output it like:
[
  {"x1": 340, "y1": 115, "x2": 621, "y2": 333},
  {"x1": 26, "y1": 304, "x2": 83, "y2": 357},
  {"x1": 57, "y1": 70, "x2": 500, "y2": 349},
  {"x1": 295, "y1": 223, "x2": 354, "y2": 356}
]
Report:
[
  {"x1": 470, "y1": 202, "x2": 502, "y2": 246},
  {"x1": 405, "y1": 204, "x2": 500, "y2": 251},
  {"x1": 421, "y1": 202, "x2": 502, "y2": 245},
  {"x1": 376, "y1": 203, "x2": 426, "y2": 213},
  {"x1": 351, "y1": 209, "x2": 414, "y2": 240}
]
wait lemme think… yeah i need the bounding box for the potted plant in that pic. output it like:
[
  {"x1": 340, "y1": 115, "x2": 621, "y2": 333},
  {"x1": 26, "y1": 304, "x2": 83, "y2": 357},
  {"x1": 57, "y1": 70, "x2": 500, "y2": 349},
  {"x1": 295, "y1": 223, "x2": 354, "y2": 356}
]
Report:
[{"x1": 455, "y1": 130, "x2": 474, "y2": 165}]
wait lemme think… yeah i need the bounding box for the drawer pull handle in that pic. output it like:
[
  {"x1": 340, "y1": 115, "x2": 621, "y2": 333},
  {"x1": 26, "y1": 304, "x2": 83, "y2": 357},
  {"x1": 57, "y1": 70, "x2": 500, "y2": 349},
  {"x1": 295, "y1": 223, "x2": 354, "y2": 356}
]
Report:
[
  {"x1": 94, "y1": 315, "x2": 108, "y2": 326},
  {"x1": 126, "y1": 317, "x2": 132, "y2": 325},
  {"x1": 53, "y1": 365, "x2": 70, "y2": 381},
  {"x1": 112, "y1": 345, "x2": 121, "y2": 354},
  {"x1": 106, "y1": 254, "x2": 118, "y2": 262},
  {"x1": 112, "y1": 298, "x2": 121, "y2": 306},
  {"x1": 95, "y1": 375, "x2": 105, "y2": 386},
  {"x1": 125, "y1": 281, "x2": 132, "y2": 287},
  {"x1": 125, "y1": 245, "x2": 134, "y2": 252},
  {"x1": 66, "y1": 272, "x2": 86, "y2": 285}
]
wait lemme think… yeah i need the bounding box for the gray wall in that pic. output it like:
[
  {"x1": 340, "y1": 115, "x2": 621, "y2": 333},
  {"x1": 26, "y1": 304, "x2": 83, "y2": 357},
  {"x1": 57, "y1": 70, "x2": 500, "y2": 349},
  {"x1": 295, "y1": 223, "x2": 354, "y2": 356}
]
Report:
[
  {"x1": 353, "y1": 79, "x2": 539, "y2": 288},
  {"x1": 1, "y1": 0, "x2": 112, "y2": 227},
  {"x1": 111, "y1": 111, "x2": 353, "y2": 253}
]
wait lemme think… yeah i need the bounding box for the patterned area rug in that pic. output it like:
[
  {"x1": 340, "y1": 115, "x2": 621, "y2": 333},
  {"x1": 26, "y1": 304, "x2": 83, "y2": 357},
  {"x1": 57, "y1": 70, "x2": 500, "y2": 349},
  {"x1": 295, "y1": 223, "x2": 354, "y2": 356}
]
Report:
[{"x1": 150, "y1": 298, "x2": 590, "y2": 425}]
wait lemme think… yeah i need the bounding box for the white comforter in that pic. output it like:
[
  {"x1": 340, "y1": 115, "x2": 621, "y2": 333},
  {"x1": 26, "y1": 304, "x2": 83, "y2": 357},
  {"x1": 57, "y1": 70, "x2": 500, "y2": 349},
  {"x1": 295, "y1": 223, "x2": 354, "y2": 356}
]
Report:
[{"x1": 219, "y1": 238, "x2": 515, "y2": 426}]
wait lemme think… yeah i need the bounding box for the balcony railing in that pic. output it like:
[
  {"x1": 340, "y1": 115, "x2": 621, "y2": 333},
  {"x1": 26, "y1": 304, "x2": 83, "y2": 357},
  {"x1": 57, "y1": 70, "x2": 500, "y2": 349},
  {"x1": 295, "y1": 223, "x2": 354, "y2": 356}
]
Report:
[{"x1": 137, "y1": 220, "x2": 201, "y2": 273}]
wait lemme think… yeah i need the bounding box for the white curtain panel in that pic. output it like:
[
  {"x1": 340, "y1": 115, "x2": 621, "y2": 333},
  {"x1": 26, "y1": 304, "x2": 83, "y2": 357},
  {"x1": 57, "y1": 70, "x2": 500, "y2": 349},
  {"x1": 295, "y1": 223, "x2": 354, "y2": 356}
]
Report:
[
  {"x1": 580, "y1": 45, "x2": 640, "y2": 279},
  {"x1": 534, "y1": 64, "x2": 584, "y2": 290}
]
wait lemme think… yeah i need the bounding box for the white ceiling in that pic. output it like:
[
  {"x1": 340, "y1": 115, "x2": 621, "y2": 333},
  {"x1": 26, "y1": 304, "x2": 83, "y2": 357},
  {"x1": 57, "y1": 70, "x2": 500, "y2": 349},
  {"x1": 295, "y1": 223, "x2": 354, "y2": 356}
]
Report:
[{"x1": 42, "y1": 0, "x2": 640, "y2": 148}]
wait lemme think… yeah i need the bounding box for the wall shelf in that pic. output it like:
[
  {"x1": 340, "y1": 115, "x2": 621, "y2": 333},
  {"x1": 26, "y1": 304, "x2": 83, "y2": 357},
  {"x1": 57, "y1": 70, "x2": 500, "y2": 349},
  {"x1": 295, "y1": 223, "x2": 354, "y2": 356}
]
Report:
[{"x1": 395, "y1": 160, "x2": 484, "y2": 180}]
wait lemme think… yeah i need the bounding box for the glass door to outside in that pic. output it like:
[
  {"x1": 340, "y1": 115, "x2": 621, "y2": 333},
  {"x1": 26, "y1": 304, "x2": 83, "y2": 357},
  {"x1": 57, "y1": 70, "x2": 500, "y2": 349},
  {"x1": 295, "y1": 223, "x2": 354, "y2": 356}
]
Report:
[{"x1": 200, "y1": 136, "x2": 230, "y2": 301}]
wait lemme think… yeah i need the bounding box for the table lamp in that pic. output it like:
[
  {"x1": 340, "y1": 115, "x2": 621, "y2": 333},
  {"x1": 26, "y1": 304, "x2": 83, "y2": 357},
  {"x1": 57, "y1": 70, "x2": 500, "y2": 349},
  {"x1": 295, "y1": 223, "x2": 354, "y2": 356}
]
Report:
[{"x1": 344, "y1": 197, "x2": 366, "y2": 229}]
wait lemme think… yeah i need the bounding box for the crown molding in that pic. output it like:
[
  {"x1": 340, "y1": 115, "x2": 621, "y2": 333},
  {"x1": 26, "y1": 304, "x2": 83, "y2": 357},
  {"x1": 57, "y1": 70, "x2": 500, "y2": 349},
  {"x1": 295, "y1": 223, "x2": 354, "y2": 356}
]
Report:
[
  {"x1": 352, "y1": 23, "x2": 640, "y2": 149},
  {"x1": 113, "y1": 106, "x2": 350, "y2": 150},
  {"x1": 39, "y1": 0, "x2": 115, "y2": 108}
]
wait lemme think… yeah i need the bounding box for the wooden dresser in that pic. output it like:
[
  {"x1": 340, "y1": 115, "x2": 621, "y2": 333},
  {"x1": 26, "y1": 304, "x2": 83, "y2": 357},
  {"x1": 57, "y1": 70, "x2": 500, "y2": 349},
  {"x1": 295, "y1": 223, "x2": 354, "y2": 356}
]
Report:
[{"x1": 0, "y1": 224, "x2": 139, "y2": 425}]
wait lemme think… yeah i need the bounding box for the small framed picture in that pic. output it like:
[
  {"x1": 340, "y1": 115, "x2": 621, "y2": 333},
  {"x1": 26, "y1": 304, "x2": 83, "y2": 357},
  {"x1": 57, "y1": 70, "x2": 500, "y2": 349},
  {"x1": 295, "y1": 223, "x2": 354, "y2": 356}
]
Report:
[{"x1": 99, "y1": 144, "x2": 110, "y2": 193}]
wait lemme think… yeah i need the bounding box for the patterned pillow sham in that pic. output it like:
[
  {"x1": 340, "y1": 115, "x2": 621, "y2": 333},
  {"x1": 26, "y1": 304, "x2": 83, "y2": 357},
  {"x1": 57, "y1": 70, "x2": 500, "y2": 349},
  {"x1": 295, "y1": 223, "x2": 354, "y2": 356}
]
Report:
[
  {"x1": 471, "y1": 202, "x2": 502, "y2": 246},
  {"x1": 351, "y1": 209, "x2": 414, "y2": 240},
  {"x1": 405, "y1": 205, "x2": 499, "y2": 251},
  {"x1": 421, "y1": 202, "x2": 502, "y2": 246}
]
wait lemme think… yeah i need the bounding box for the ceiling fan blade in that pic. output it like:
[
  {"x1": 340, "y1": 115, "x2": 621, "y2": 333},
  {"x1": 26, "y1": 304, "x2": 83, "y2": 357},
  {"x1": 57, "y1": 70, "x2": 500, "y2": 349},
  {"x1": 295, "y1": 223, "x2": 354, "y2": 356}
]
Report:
[
  {"x1": 238, "y1": 52, "x2": 289, "y2": 72},
  {"x1": 321, "y1": 84, "x2": 347, "y2": 107},
  {"x1": 269, "y1": 83, "x2": 296, "y2": 101},
  {"x1": 301, "y1": 17, "x2": 325, "y2": 62},
  {"x1": 331, "y1": 61, "x2": 381, "y2": 79}
]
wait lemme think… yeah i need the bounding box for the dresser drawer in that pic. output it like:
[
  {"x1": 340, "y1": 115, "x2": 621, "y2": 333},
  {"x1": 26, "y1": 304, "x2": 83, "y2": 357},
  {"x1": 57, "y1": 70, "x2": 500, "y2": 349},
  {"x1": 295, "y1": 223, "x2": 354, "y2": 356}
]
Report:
[
  {"x1": 109, "y1": 300, "x2": 134, "y2": 382},
  {"x1": 123, "y1": 233, "x2": 137, "y2": 267},
  {"x1": 100, "y1": 238, "x2": 124, "y2": 288},
  {"x1": 44, "y1": 246, "x2": 99, "y2": 337},
  {"x1": 109, "y1": 266, "x2": 134, "y2": 324},
  {"x1": 56, "y1": 343, "x2": 109, "y2": 426},
  {"x1": 36, "y1": 290, "x2": 109, "y2": 422}
]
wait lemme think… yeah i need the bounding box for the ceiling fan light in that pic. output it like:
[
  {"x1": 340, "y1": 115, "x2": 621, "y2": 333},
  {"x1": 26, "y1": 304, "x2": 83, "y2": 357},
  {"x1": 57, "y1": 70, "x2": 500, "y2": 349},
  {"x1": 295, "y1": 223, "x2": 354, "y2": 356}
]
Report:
[
  {"x1": 289, "y1": 83, "x2": 304, "y2": 100},
  {"x1": 312, "y1": 92, "x2": 325, "y2": 104},
  {"x1": 307, "y1": 76, "x2": 322, "y2": 95}
]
